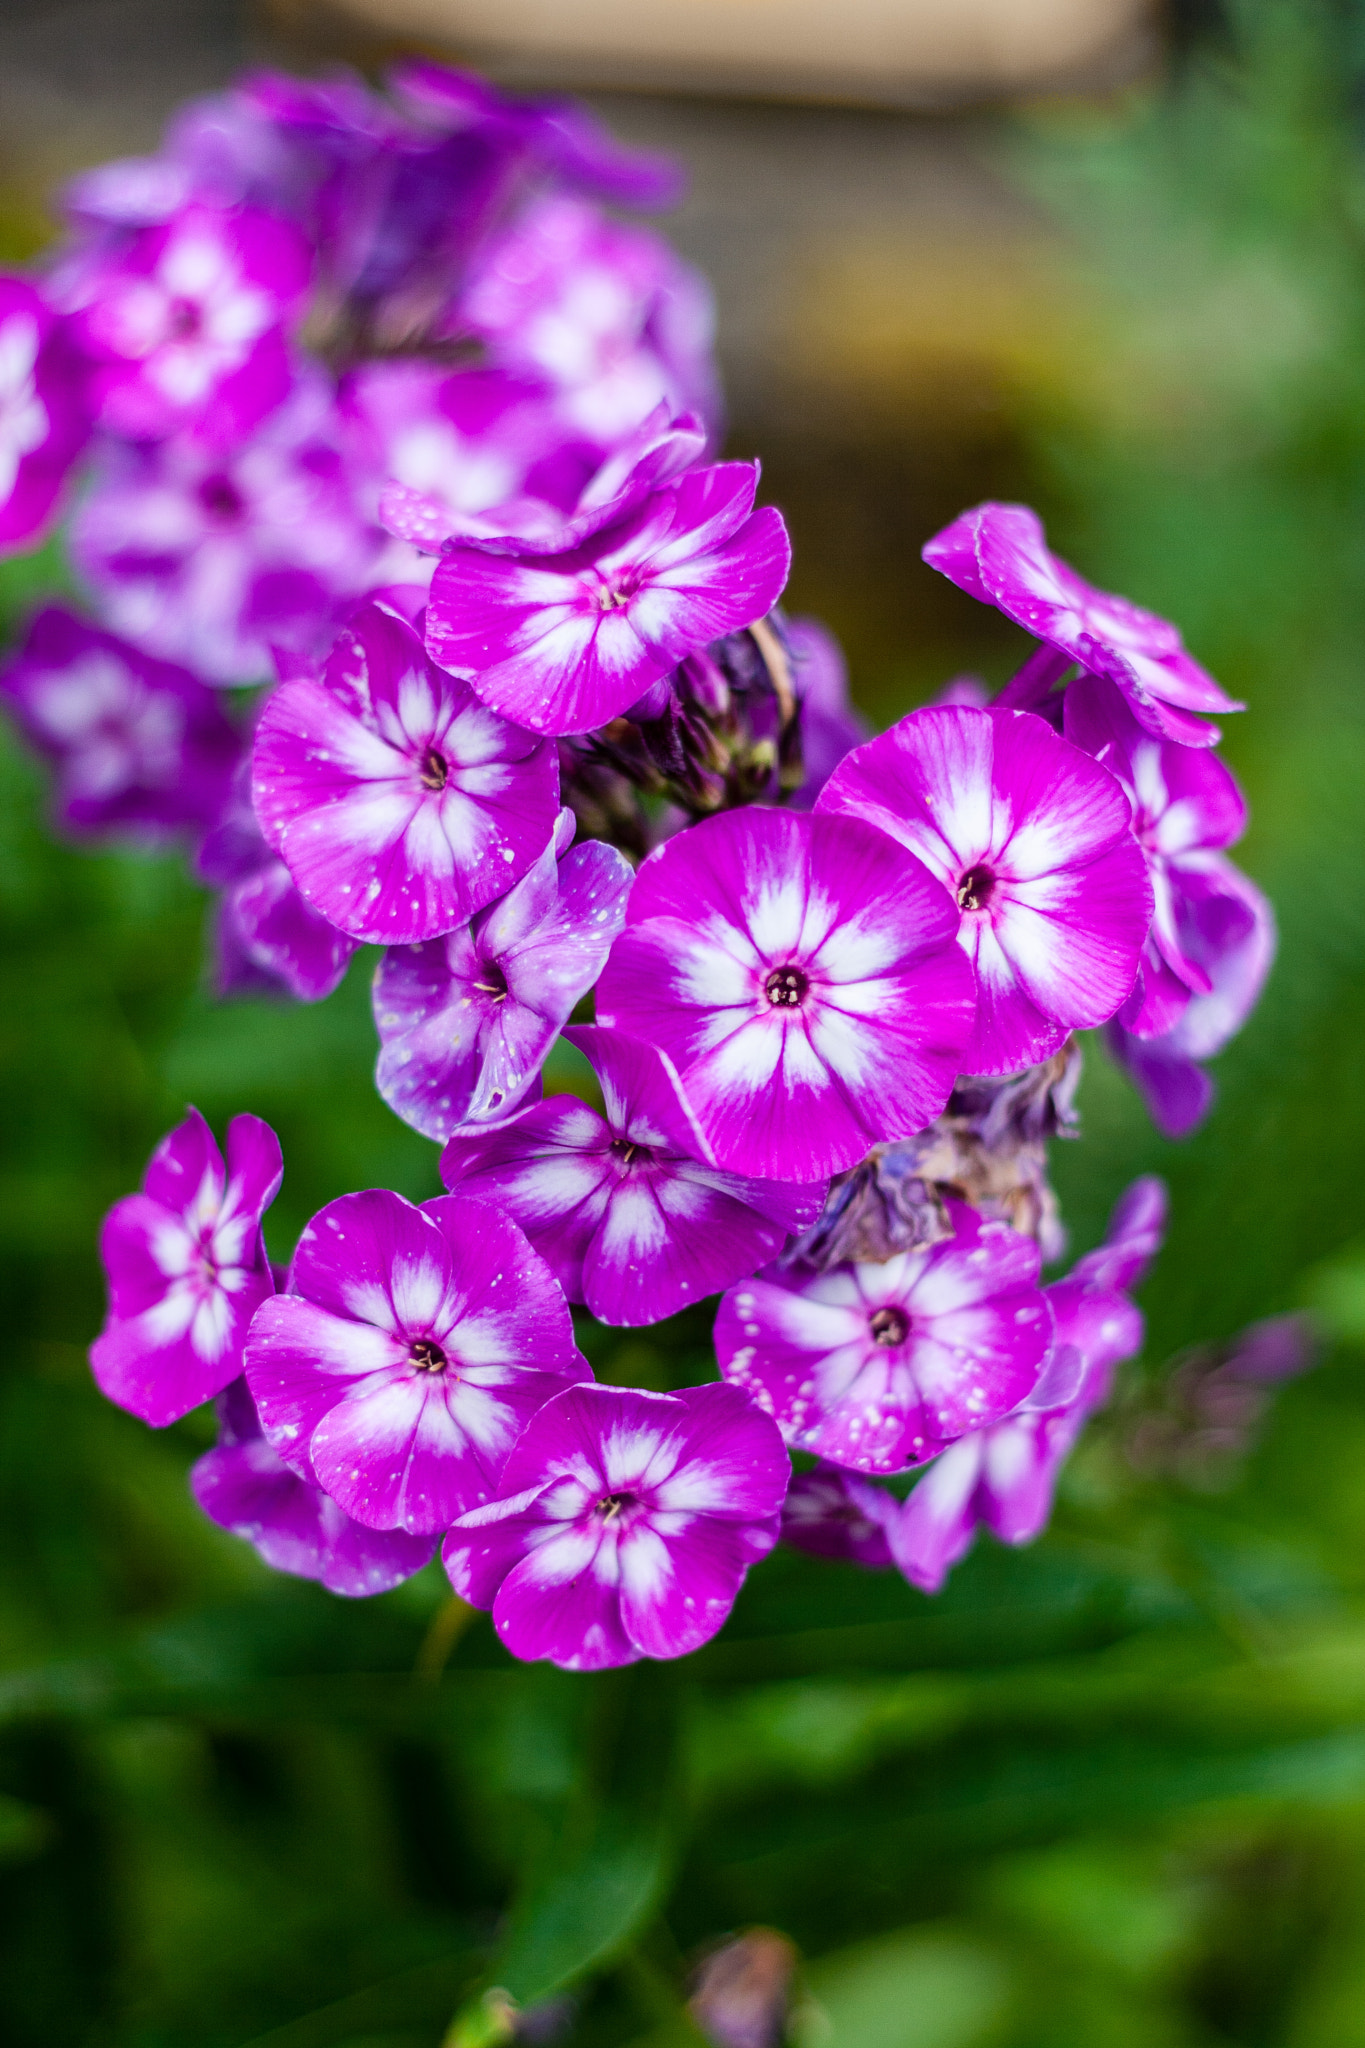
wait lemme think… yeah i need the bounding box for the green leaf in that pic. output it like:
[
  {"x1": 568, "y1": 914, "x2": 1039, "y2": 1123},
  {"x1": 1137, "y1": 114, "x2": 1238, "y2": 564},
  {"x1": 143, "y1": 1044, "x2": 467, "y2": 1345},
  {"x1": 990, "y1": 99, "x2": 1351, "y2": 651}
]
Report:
[{"x1": 495, "y1": 1803, "x2": 672, "y2": 2008}]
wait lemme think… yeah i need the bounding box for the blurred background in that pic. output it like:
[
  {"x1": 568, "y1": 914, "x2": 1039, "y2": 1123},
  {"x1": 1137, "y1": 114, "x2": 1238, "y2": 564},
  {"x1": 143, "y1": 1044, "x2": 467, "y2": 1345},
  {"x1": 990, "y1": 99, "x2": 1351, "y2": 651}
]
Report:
[{"x1": 11, "y1": 2, "x2": 1365, "y2": 2044}]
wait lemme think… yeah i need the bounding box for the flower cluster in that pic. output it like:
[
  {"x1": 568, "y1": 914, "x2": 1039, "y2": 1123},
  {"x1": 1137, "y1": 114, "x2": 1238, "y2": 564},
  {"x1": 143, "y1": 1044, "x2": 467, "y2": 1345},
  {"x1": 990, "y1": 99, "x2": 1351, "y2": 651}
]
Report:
[{"x1": 0, "y1": 66, "x2": 1279, "y2": 1669}]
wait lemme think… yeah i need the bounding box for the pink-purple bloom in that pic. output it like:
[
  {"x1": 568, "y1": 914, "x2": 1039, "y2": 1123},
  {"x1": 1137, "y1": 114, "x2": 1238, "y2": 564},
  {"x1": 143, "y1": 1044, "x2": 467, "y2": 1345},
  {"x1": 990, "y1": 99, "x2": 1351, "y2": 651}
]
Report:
[
  {"x1": 372, "y1": 807, "x2": 632, "y2": 1138},
  {"x1": 818, "y1": 704, "x2": 1153, "y2": 1075},
  {"x1": 0, "y1": 275, "x2": 89, "y2": 553},
  {"x1": 455, "y1": 194, "x2": 720, "y2": 450},
  {"x1": 440, "y1": 1024, "x2": 825, "y2": 1325},
  {"x1": 192, "y1": 1376, "x2": 437, "y2": 1595},
  {"x1": 779, "y1": 1463, "x2": 899, "y2": 1568},
  {"x1": 69, "y1": 369, "x2": 383, "y2": 683},
  {"x1": 716, "y1": 1203, "x2": 1053, "y2": 1473},
  {"x1": 252, "y1": 599, "x2": 559, "y2": 944},
  {"x1": 59, "y1": 202, "x2": 310, "y2": 445},
  {"x1": 889, "y1": 1177, "x2": 1165, "y2": 1589},
  {"x1": 923, "y1": 502, "x2": 1241, "y2": 748},
  {"x1": 244, "y1": 1189, "x2": 588, "y2": 1534},
  {"x1": 425, "y1": 458, "x2": 790, "y2": 737},
  {"x1": 597, "y1": 805, "x2": 976, "y2": 1183},
  {"x1": 441, "y1": 1380, "x2": 788, "y2": 1668},
  {"x1": 0, "y1": 606, "x2": 238, "y2": 840},
  {"x1": 91, "y1": 1108, "x2": 282, "y2": 1427}
]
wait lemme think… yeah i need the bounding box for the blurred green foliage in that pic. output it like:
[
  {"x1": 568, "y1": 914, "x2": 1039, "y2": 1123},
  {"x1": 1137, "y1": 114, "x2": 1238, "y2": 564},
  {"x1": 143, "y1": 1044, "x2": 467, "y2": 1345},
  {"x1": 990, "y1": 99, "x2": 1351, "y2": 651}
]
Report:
[{"x1": 9, "y1": 4, "x2": 1365, "y2": 2044}]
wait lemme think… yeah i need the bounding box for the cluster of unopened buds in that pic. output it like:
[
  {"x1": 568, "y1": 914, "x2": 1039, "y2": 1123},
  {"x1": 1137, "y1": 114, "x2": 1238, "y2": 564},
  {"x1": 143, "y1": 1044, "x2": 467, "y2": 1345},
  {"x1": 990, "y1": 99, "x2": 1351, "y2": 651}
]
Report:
[{"x1": 0, "y1": 61, "x2": 1277, "y2": 1669}]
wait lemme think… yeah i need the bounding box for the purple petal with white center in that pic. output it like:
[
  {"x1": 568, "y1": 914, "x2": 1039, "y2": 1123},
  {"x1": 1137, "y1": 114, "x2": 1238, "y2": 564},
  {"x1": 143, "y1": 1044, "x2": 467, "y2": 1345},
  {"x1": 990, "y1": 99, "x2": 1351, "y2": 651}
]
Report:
[
  {"x1": 252, "y1": 600, "x2": 559, "y2": 944},
  {"x1": 224, "y1": 858, "x2": 358, "y2": 1002},
  {"x1": 0, "y1": 276, "x2": 91, "y2": 554},
  {"x1": 246, "y1": 1189, "x2": 587, "y2": 1530},
  {"x1": 716, "y1": 1206, "x2": 1052, "y2": 1474},
  {"x1": 443, "y1": 1379, "x2": 786, "y2": 1667},
  {"x1": 425, "y1": 461, "x2": 790, "y2": 736},
  {"x1": 818, "y1": 704, "x2": 1152, "y2": 1074},
  {"x1": 597, "y1": 805, "x2": 975, "y2": 1182},
  {"x1": 91, "y1": 1107, "x2": 281, "y2": 1426}
]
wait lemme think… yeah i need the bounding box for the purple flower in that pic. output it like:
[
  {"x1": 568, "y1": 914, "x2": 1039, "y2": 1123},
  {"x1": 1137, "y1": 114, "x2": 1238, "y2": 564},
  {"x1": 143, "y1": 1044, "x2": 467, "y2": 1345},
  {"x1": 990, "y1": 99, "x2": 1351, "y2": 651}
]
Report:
[
  {"x1": 0, "y1": 276, "x2": 89, "y2": 553},
  {"x1": 0, "y1": 606, "x2": 238, "y2": 840},
  {"x1": 252, "y1": 599, "x2": 559, "y2": 945},
  {"x1": 441, "y1": 1380, "x2": 788, "y2": 1669},
  {"x1": 817, "y1": 704, "x2": 1153, "y2": 1075},
  {"x1": 60, "y1": 202, "x2": 310, "y2": 445},
  {"x1": 890, "y1": 1176, "x2": 1165, "y2": 1589},
  {"x1": 191, "y1": 1377, "x2": 437, "y2": 1595},
  {"x1": 596, "y1": 806, "x2": 976, "y2": 1184},
  {"x1": 454, "y1": 195, "x2": 720, "y2": 450},
  {"x1": 91, "y1": 1107, "x2": 282, "y2": 1427},
  {"x1": 70, "y1": 368, "x2": 383, "y2": 683},
  {"x1": 373, "y1": 808, "x2": 632, "y2": 1139},
  {"x1": 1106, "y1": 857, "x2": 1274, "y2": 1137},
  {"x1": 715, "y1": 1203, "x2": 1053, "y2": 1473},
  {"x1": 1063, "y1": 673, "x2": 1248, "y2": 1036},
  {"x1": 779, "y1": 1462, "x2": 899, "y2": 1567},
  {"x1": 440, "y1": 1024, "x2": 825, "y2": 1325},
  {"x1": 425, "y1": 459, "x2": 790, "y2": 737},
  {"x1": 244, "y1": 1189, "x2": 588, "y2": 1533},
  {"x1": 923, "y1": 502, "x2": 1241, "y2": 748},
  {"x1": 345, "y1": 359, "x2": 595, "y2": 564},
  {"x1": 195, "y1": 757, "x2": 358, "y2": 1002}
]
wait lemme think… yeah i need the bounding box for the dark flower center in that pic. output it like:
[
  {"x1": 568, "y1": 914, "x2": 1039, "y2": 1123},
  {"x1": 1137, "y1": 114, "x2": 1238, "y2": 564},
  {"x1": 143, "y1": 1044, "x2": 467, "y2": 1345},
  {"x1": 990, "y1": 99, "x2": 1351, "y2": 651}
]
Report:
[
  {"x1": 610, "y1": 1137, "x2": 644, "y2": 1165},
  {"x1": 597, "y1": 1492, "x2": 634, "y2": 1519},
  {"x1": 765, "y1": 964, "x2": 809, "y2": 1009},
  {"x1": 408, "y1": 1337, "x2": 447, "y2": 1373},
  {"x1": 869, "y1": 1305, "x2": 909, "y2": 1348},
  {"x1": 420, "y1": 746, "x2": 449, "y2": 792},
  {"x1": 956, "y1": 864, "x2": 996, "y2": 913},
  {"x1": 474, "y1": 960, "x2": 508, "y2": 1002},
  {"x1": 198, "y1": 473, "x2": 244, "y2": 522},
  {"x1": 168, "y1": 296, "x2": 203, "y2": 340}
]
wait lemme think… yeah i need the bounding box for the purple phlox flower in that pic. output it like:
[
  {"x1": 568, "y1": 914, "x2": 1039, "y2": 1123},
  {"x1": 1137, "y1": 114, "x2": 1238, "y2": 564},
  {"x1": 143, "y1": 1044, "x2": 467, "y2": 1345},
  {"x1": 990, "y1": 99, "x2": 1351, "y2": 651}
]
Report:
[
  {"x1": 779, "y1": 1461, "x2": 899, "y2": 1568},
  {"x1": 817, "y1": 704, "x2": 1153, "y2": 1075},
  {"x1": 252, "y1": 597, "x2": 559, "y2": 944},
  {"x1": 596, "y1": 805, "x2": 976, "y2": 1183},
  {"x1": 784, "y1": 615, "x2": 868, "y2": 810},
  {"x1": 0, "y1": 276, "x2": 90, "y2": 554},
  {"x1": 716, "y1": 1202, "x2": 1053, "y2": 1474},
  {"x1": 197, "y1": 760, "x2": 358, "y2": 1002},
  {"x1": 931, "y1": 675, "x2": 992, "y2": 709},
  {"x1": 425, "y1": 446, "x2": 788, "y2": 737},
  {"x1": 59, "y1": 202, "x2": 310, "y2": 445},
  {"x1": 0, "y1": 605, "x2": 238, "y2": 840},
  {"x1": 885, "y1": 1175, "x2": 1165, "y2": 1590},
  {"x1": 244, "y1": 1188, "x2": 588, "y2": 1533},
  {"x1": 1064, "y1": 672, "x2": 1247, "y2": 1037},
  {"x1": 192, "y1": 1375, "x2": 437, "y2": 1595},
  {"x1": 348, "y1": 360, "x2": 596, "y2": 566},
  {"x1": 441, "y1": 1379, "x2": 787, "y2": 1669},
  {"x1": 440, "y1": 1024, "x2": 825, "y2": 1325},
  {"x1": 1106, "y1": 853, "x2": 1274, "y2": 1138},
  {"x1": 372, "y1": 807, "x2": 632, "y2": 1139},
  {"x1": 923, "y1": 502, "x2": 1240, "y2": 748},
  {"x1": 91, "y1": 1107, "x2": 282, "y2": 1427},
  {"x1": 70, "y1": 367, "x2": 384, "y2": 683},
  {"x1": 454, "y1": 195, "x2": 720, "y2": 450},
  {"x1": 388, "y1": 60, "x2": 684, "y2": 212}
]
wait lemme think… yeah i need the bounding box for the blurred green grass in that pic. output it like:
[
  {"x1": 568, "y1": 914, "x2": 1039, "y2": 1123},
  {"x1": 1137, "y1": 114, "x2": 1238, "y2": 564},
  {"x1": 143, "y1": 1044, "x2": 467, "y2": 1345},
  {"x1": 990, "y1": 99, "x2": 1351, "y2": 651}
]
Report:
[{"x1": 11, "y1": 6, "x2": 1365, "y2": 2044}]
